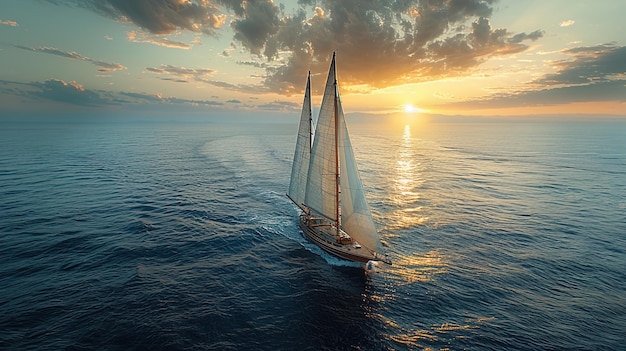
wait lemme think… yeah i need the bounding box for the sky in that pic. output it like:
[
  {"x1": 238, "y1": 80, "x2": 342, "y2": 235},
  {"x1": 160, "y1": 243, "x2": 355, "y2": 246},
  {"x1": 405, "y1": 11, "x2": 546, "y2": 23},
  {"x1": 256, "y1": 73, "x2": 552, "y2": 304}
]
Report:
[{"x1": 1, "y1": 0, "x2": 625, "y2": 117}]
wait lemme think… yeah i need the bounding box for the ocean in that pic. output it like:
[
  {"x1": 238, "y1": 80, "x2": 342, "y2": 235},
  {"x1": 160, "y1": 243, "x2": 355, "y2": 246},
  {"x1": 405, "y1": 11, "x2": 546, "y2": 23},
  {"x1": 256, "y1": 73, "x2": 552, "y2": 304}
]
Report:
[{"x1": 1, "y1": 113, "x2": 625, "y2": 350}]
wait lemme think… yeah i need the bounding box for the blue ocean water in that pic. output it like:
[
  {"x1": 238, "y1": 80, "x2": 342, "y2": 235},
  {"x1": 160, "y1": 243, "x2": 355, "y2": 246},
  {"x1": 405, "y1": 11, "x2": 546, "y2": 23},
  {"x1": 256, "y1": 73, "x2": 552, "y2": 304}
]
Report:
[{"x1": 1, "y1": 113, "x2": 625, "y2": 350}]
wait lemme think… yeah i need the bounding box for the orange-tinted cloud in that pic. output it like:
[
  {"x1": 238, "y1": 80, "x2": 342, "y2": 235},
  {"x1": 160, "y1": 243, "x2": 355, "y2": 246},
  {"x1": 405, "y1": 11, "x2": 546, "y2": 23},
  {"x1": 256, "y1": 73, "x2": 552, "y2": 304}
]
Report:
[
  {"x1": 47, "y1": 0, "x2": 543, "y2": 94},
  {"x1": 0, "y1": 19, "x2": 18, "y2": 27}
]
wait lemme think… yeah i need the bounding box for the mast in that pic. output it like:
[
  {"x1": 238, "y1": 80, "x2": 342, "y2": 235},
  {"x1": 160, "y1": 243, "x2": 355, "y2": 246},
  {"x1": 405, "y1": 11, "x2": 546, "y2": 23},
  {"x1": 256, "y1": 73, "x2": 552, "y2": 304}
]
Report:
[
  {"x1": 333, "y1": 52, "x2": 341, "y2": 235},
  {"x1": 307, "y1": 70, "x2": 312, "y2": 151}
]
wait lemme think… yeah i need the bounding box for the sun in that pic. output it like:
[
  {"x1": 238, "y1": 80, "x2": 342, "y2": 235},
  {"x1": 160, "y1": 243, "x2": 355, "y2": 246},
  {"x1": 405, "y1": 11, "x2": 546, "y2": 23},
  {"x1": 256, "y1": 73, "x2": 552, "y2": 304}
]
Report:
[{"x1": 404, "y1": 104, "x2": 420, "y2": 113}]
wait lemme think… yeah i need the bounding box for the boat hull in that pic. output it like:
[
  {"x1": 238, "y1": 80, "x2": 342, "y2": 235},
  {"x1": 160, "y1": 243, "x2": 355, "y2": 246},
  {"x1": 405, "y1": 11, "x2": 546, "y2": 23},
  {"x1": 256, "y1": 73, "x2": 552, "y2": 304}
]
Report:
[{"x1": 298, "y1": 215, "x2": 389, "y2": 264}]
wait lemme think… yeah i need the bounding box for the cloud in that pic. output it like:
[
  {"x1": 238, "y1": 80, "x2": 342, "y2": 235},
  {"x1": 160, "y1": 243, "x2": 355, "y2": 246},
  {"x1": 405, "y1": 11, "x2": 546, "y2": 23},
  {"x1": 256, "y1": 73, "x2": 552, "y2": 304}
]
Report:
[
  {"x1": 0, "y1": 79, "x2": 226, "y2": 108},
  {"x1": 144, "y1": 64, "x2": 215, "y2": 82},
  {"x1": 452, "y1": 80, "x2": 626, "y2": 109},
  {"x1": 33, "y1": 79, "x2": 102, "y2": 105},
  {"x1": 260, "y1": 0, "x2": 544, "y2": 94},
  {"x1": 45, "y1": 0, "x2": 543, "y2": 94},
  {"x1": 447, "y1": 44, "x2": 626, "y2": 108},
  {"x1": 225, "y1": 0, "x2": 282, "y2": 56},
  {"x1": 127, "y1": 31, "x2": 193, "y2": 49},
  {"x1": 258, "y1": 100, "x2": 300, "y2": 111},
  {"x1": 15, "y1": 45, "x2": 126, "y2": 72},
  {"x1": 120, "y1": 91, "x2": 223, "y2": 106},
  {"x1": 1, "y1": 19, "x2": 18, "y2": 27},
  {"x1": 560, "y1": 20, "x2": 575, "y2": 27},
  {"x1": 28, "y1": 79, "x2": 114, "y2": 106},
  {"x1": 534, "y1": 44, "x2": 626, "y2": 86},
  {"x1": 49, "y1": 0, "x2": 226, "y2": 35}
]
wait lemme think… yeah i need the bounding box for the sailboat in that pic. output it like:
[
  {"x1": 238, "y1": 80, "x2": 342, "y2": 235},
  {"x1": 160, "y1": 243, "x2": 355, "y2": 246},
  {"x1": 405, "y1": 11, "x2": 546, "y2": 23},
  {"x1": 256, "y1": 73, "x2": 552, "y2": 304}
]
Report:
[{"x1": 287, "y1": 53, "x2": 391, "y2": 265}]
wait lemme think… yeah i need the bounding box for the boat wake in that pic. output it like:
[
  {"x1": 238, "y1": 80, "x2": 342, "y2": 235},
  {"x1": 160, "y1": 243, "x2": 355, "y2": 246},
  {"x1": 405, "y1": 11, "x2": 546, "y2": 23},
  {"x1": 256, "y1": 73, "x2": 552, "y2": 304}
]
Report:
[{"x1": 364, "y1": 260, "x2": 380, "y2": 275}]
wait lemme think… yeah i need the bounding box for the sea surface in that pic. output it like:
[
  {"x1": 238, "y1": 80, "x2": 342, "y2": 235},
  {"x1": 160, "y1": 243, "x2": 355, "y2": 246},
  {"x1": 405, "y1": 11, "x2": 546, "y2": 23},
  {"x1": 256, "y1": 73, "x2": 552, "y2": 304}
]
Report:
[{"x1": 1, "y1": 113, "x2": 625, "y2": 350}]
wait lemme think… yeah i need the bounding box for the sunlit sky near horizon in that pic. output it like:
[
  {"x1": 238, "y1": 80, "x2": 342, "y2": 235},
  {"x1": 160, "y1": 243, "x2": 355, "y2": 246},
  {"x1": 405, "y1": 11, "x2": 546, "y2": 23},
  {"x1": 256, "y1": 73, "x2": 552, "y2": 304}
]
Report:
[{"x1": 1, "y1": 0, "x2": 625, "y2": 117}]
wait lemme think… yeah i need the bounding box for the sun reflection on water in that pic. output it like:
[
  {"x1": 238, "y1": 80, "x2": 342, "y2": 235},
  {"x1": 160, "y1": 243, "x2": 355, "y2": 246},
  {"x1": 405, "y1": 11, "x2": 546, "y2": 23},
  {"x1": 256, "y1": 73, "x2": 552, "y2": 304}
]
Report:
[
  {"x1": 362, "y1": 248, "x2": 486, "y2": 350},
  {"x1": 385, "y1": 124, "x2": 428, "y2": 232},
  {"x1": 386, "y1": 249, "x2": 447, "y2": 286},
  {"x1": 385, "y1": 320, "x2": 483, "y2": 350},
  {"x1": 358, "y1": 121, "x2": 491, "y2": 350}
]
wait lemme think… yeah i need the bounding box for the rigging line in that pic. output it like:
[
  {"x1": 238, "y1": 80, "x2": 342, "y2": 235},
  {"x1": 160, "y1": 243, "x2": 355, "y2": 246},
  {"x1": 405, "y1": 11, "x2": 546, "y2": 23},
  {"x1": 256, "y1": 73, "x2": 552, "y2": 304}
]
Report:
[{"x1": 286, "y1": 193, "x2": 308, "y2": 213}]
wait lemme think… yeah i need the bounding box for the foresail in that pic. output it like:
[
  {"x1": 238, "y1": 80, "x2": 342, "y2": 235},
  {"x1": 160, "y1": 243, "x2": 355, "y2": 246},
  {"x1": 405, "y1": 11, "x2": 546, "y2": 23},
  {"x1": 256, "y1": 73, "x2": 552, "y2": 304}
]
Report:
[
  {"x1": 305, "y1": 56, "x2": 338, "y2": 222},
  {"x1": 288, "y1": 72, "x2": 312, "y2": 207},
  {"x1": 337, "y1": 97, "x2": 383, "y2": 253}
]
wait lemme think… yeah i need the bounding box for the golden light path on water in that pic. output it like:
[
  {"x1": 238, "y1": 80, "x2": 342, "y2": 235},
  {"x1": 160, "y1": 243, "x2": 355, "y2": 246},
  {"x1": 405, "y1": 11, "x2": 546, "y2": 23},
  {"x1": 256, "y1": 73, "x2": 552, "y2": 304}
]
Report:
[
  {"x1": 366, "y1": 247, "x2": 490, "y2": 350},
  {"x1": 385, "y1": 124, "x2": 429, "y2": 233},
  {"x1": 362, "y1": 120, "x2": 490, "y2": 349},
  {"x1": 386, "y1": 249, "x2": 447, "y2": 286}
]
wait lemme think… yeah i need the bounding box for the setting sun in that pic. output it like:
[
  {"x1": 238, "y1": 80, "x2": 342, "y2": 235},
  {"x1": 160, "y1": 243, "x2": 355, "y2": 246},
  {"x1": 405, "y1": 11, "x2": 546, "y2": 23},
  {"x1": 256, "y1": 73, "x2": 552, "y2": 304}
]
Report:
[{"x1": 404, "y1": 104, "x2": 425, "y2": 113}]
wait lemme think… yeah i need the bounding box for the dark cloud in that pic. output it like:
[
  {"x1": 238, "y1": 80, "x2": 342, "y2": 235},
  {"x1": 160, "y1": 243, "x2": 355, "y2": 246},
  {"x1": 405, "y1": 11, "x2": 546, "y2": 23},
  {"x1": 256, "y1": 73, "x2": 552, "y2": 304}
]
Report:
[
  {"x1": 31, "y1": 79, "x2": 113, "y2": 106},
  {"x1": 50, "y1": 0, "x2": 226, "y2": 35},
  {"x1": 54, "y1": 0, "x2": 282, "y2": 52},
  {"x1": 226, "y1": 0, "x2": 282, "y2": 55},
  {"x1": 451, "y1": 80, "x2": 626, "y2": 109},
  {"x1": 0, "y1": 79, "x2": 225, "y2": 108},
  {"x1": 15, "y1": 45, "x2": 126, "y2": 72},
  {"x1": 1, "y1": 79, "x2": 130, "y2": 107},
  {"x1": 535, "y1": 44, "x2": 626, "y2": 86}
]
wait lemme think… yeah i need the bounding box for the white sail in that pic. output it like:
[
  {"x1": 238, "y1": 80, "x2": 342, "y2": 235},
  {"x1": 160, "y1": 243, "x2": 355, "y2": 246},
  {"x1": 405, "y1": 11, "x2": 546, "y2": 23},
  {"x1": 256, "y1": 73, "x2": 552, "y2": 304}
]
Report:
[
  {"x1": 288, "y1": 72, "x2": 312, "y2": 207},
  {"x1": 337, "y1": 96, "x2": 383, "y2": 253},
  {"x1": 305, "y1": 58, "x2": 338, "y2": 222}
]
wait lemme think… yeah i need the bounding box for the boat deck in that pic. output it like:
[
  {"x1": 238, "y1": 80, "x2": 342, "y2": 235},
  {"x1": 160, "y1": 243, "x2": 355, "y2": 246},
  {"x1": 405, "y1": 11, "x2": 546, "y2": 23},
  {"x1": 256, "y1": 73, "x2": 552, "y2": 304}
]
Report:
[{"x1": 298, "y1": 214, "x2": 389, "y2": 264}]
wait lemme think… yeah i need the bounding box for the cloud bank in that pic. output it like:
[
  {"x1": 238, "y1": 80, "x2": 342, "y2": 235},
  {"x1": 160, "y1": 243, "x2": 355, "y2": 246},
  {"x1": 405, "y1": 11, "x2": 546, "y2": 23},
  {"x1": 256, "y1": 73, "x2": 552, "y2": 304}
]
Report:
[
  {"x1": 46, "y1": 0, "x2": 543, "y2": 94},
  {"x1": 0, "y1": 79, "x2": 115, "y2": 106},
  {"x1": 263, "y1": 0, "x2": 543, "y2": 94},
  {"x1": 0, "y1": 79, "x2": 224, "y2": 108},
  {"x1": 32, "y1": 79, "x2": 109, "y2": 105},
  {"x1": 447, "y1": 43, "x2": 626, "y2": 108}
]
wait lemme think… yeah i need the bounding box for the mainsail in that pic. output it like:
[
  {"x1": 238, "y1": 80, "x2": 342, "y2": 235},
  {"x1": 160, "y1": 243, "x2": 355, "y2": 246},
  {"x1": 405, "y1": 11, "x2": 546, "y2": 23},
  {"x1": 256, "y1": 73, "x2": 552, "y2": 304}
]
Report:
[
  {"x1": 305, "y1": 55, "x2": 338, "y2": 223},
  {"x1": 287, "y1": 72, "x2": 312, "y2": 208}
]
